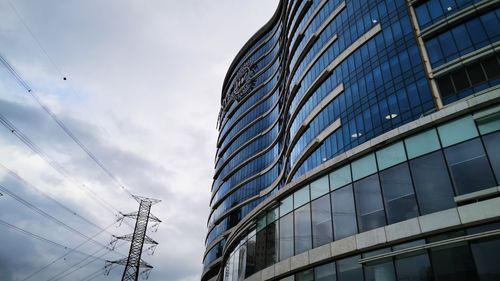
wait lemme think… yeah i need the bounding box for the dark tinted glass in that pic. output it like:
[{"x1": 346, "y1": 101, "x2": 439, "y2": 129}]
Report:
[
  {"x1": 410, "y1": 151, "x2": 455, "y2": 215},
  {"x1": 279, "y1": 212, "x2": 294, "y2": 261},
  {"x1": 295, "y1": 269, "x2": 313, "y2": 281},
  {"x1": 337, "y1": 255, "x2": 364, "y2": 281},
  {"x1": 394, "y1": 251, "x2": 434, "y2": 281},
  {"x1": 482, "y1": 56, "x2": 500, "y2": 79},
  {"x1": 437, "y1": 76, "x2": 455, "y2": 97},
  {"x1": 331, "y1": 185, "x2": 357, "y2": 240},
  {"x1": 470, "y1": 237, "x2": 500, "y2": 281},
  {"x1": 380, "y1": 163, "x2": 419, "y2": 224},
  {"x1": 245, "y1": 235, "x2": 257, "y2": 278},
  {"x1": 364, "y1": 259, "x2": 397, "y2": 281},
  {"x1": 315, "y1": 262, "x2": 336, "y2": 281},
  {"x1": 311, "y1": 194, "x2": 333, "y2": 248},
  {"x1": 256, "y1": 229, "x2": 266, "y2": 270},
  {"x1": 467, "y1": 63, "x2": 487, "y2": 85},
  {"x1": 451, "y1": 69, "x2": 470, "y2": 91},
  {"x1": 265, "y1": 221, "x2": 278, "y2": 266},
  {"x1": 444, "y1": 138, "x2": 496, "y2": 195},
  {"x1": 482, "y1": 131, "x2": 500, "y2": 182},
  {"x1": 354, "y1": 174, "x2": 386, "y2": 232},
  {"x1": 294, "y1": 203, "x2": 312, "y2": 254},
  {"x1": 430, "y1": 242, "x2": 478, "y2": 281}
]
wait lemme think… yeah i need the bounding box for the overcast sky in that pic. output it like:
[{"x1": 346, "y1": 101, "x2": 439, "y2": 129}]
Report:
[{"x1": 0, "y1": 1, "x2": 278, "y2": 280}]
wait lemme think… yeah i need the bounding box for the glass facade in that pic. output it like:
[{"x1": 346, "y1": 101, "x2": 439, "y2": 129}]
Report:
[
  {"x1": 204, "y1": 0, "x2": 500, "y2": 279},
  {"x1": 217, "y1": 111, "x2": 500, "y2": 279}
]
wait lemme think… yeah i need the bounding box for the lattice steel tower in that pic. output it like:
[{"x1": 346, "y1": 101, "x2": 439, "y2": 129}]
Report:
[{"x1": 106, "y1": 195, "x2": 161, "y2": 281}]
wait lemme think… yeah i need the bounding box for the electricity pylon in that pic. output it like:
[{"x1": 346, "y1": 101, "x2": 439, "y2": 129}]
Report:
[{"x1": 106, "y1": 195, "x2": 161, "y2": 281}]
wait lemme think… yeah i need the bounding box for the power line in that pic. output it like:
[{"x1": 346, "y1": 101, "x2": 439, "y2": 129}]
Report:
[
  {"x1": 47, "y1": 241, "x2": 128, "y2": 281},
  {"x1": 80, "y1": 264, "x2": 118, "y2": 281},
  {"x1": 0, "y1": 112, "x2": 121, "y2": 218},
  {"x1": 0, "y1": 183, "x2": 126, "y2": 256},
  {"x1": 0, "y1": 218, "x2": 109, "y2": 262},
  {"x1": 4, "y1": 2, "x2": 136, "y2": 199},
  {"x1": 6, "y1": 0, "x2": 64, "y2": 78},
  {"x1": 0, "y1": 162, "x2": 117, "y2": 235},
  {"x1": 20, "y1": 220, "x2": 118, "y2": 281}
]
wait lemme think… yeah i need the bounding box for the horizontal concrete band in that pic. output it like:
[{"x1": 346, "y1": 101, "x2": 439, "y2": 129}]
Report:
[{"x1": 246, "y1": 196, "x2": 500, "y2": 281}]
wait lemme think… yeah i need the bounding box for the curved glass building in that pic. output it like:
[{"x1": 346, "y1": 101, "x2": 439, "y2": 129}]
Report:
[{"x1": 203, "y1": 1, "x2": 500, "y2": 281}]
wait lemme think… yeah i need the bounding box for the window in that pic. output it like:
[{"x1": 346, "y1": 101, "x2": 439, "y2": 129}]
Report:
[
  {"x1": 380, "y1": 163, "x2": 419, "y2": 224},
  {"x1": 245, "y1": 235, "x2": 257, "y2": 278},
  {"x1": 279, "y1": 212, "x2": 294, "y2": 261},
  {"x1": 280, "y1": 195, "x2": 293, "y2": 217},
  {"x1": 294, "y1": 186, "x2": 310, "y2": 208},
  {"x1": 477, "y1": 110, "x2": 500, "y2": 135},
  {"x1": 295, "y1": 269, "x2": 314, "y2": 281},
  {"x1": 482, "y1": 131, "x2": 500, "y2": 182},
  {"x1": 294, "y1": 203, "x2": 312, "y2": 254},
  {"x1": 265, "y1": 221, "x2": 278, "y2": 266},
  {"x1": 256, "y1": 229, "x2": 267, "y2": 270},
  {"x1": 330, "y1": 165, "x2": 352, "y2": 190},
  {"x1": 364, "y1": 249, "x2": 397, "y2": 281},
  {"x1": 352, "y1": 153, "x2": 377, "y2": 181},
  {"x1": 311, "y1": 194, "x2": 333, "y2": 247},
  {"x1": 315, "y1": 262, "x2": 337, "y2": 281},
  {"x1": 376, "y1": 141, "x2": 407, "y2": 170},
  {"x1": 394, "y1": 250, "x2": 433, "y2": 281},
  {"x1": 444, "y1": 138, "x2": 496, "y2": 195},
  {"x1": 437, "y1": 116, "x2": 478, "y2": 147},
  {"x1": 331, "y1": 184, "x2": 358, "y2": 240},
  {"x1": 404, "y1": 129, "x2": 441, "y2": 159},
  {"x1": 430, "y1": 242, "x2": 478, "y2": 281},
  {"x1": 410, "y1": 151, "x2": 455, "y2": 214},
  {"x1": 311, "y1": 175, "x2": 330, "y2": 200},
  {"x1": 337, "y1": 255, "x2": 364, "y2": 281},
  {"x1": 354, "y1": 174, "x2": 386, "y2": 232},
  {"x1": 470, "y1": 237, "x2": 500, "y2": 281}
]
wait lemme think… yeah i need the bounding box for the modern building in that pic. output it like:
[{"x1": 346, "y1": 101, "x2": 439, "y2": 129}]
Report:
[{"x1": 203, "y1": 0, "x2": 500, "y2": 281}]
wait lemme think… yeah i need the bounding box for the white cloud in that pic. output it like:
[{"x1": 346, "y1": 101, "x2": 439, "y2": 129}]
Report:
[{"x1": 0, "y1": 0, "x2": 278, "y2": 280}]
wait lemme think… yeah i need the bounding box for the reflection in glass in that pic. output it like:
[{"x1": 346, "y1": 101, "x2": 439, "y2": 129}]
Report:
[
  {"x1": 430, "y1": 242, "x2": 478, "y2": 281},
  {"x1": 295, "y1": 269, "x2": 313, "y2": 281},
  {"x1": 394, "y1": 250, "x2": 433, "y2": 281},
  {"x1": 331, "y1": 185, "x2": 357, "y2": 240},
  {"x1": 410, "y1": 151, "x2": 455, "y2": 214},
  {"x1": 256, "y1": 229, "x2": 266, "y2": 270},
  {"x1": 482, "y1": 131, "x2": 500, "y2": 182},
  {"x1": 380, "y1": 163, "x2": 419, "y2": 224},
  {"x1": 294, "y1": 204, "x2": 312, "y2": 254},
  {"x1": 311, "y1": 194, "x2": 333, "y2": 247},
  {"x1": 444, "y1": 138, "x2": 496, "y2": 195},
  {"x1": 337, "y1": 255, "x2": 364, "y2": 281},
  {"x1": 315, "y1": 262, "x2": 336, "y2": 281},
  {"x1": 265, "y1": 222, "x2": 278, "y2": 266},
  {"x1": 470, "y1": 237, "x2": 500, "y2": 281},
  {"x1": 354, "y1": 174, "x2": 386, "y2": 232},
  {"x1": 279, "y1": 213, "x2": 294, "y2": 261},
  {"x1": 245, "y1": 235, "x2": 256, "y2": 278}
]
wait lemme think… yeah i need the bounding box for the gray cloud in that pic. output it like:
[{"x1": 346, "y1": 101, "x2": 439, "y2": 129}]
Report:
[{"x1": 0, "y1": 0, "x2": 278, "y2": 280}]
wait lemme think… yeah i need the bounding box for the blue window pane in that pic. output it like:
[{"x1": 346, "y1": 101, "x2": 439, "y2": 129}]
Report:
[
  {"x1": 425, "y1": 38, "x2": 443, "y2": 66},
  {"x1": 451, "y1": 25, "x2": 473, "y2": 56},
  {"x1": 354, "y1": 174, "x2": 386, "y2": 232},
  {"x1": 466, "y1": 19, "x2": 488, "y2": 47},
  {"x1": 480, "y1": 12, "x2": 500, "y2": 40},
  {"x1": 438, "y1": 32, "x2": 458, "y2": 61},
  {"x1": 444, "y1": 138, "x2": 497, "y2": 195}
]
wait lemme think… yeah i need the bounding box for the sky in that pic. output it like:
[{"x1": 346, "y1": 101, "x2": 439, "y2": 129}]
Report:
[{"x1": 0, "y1": 1, "x2": 278, "y2": 281}]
